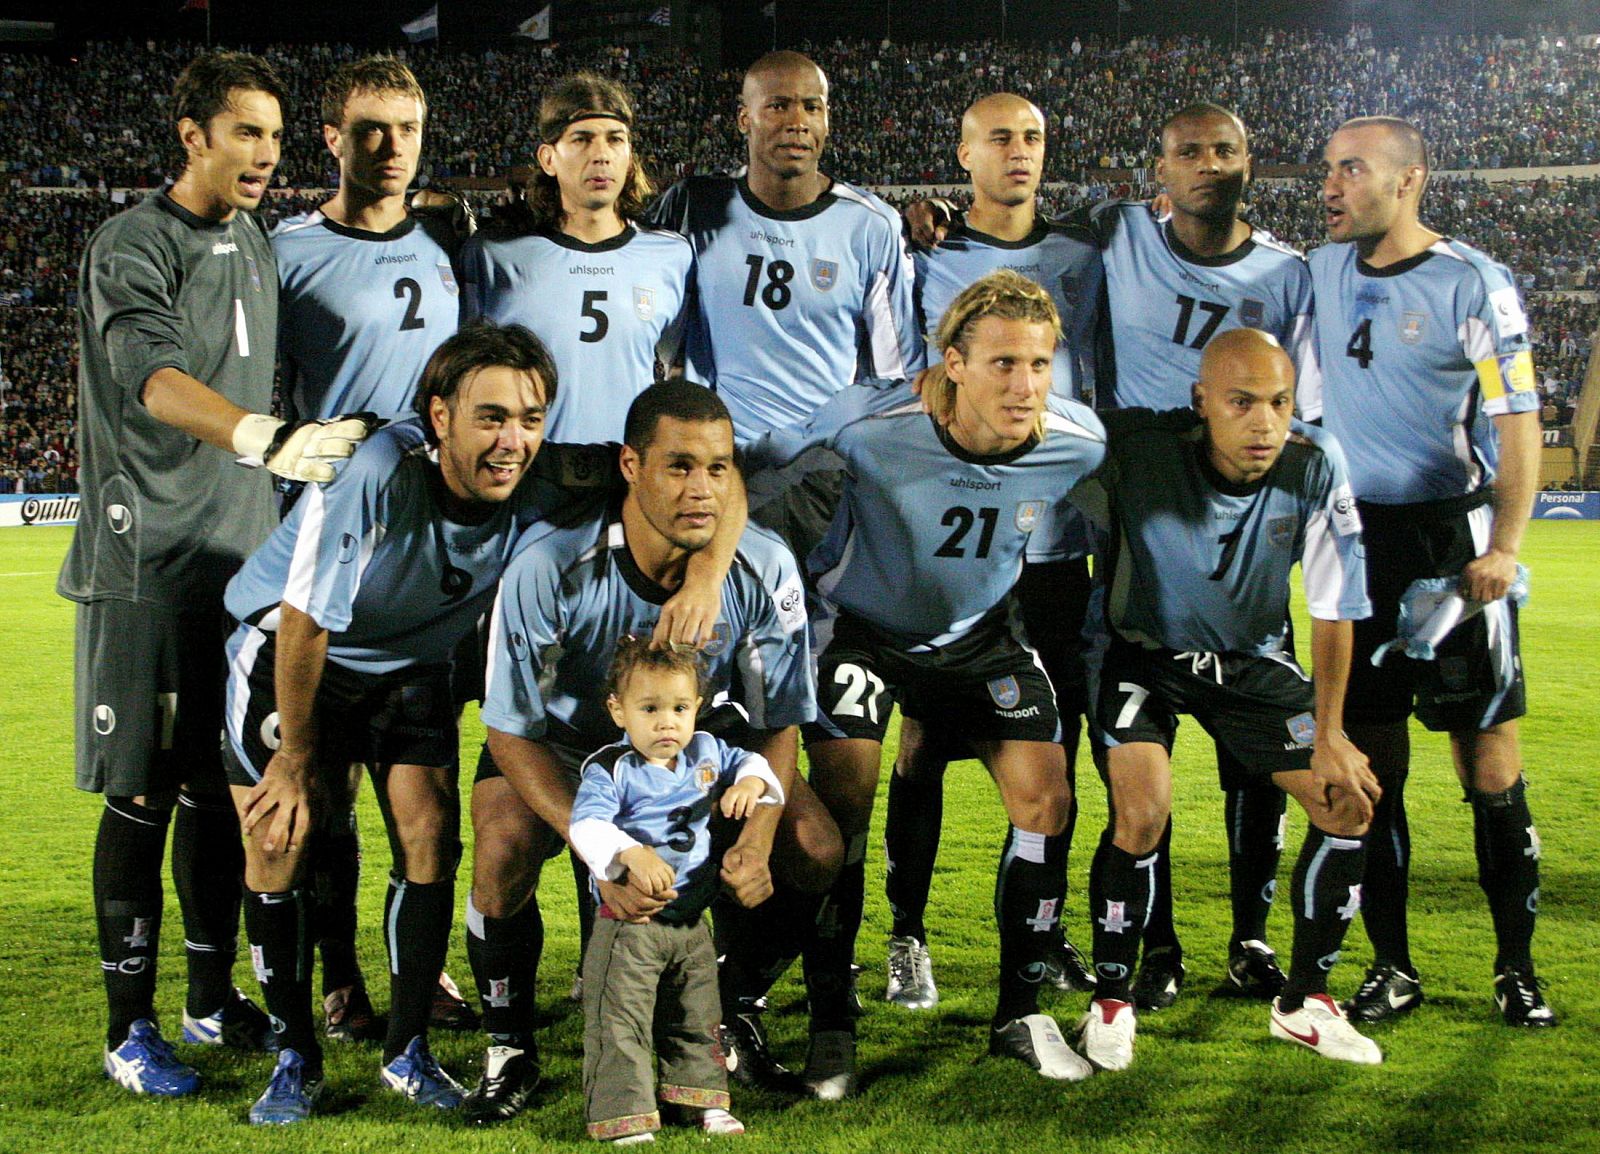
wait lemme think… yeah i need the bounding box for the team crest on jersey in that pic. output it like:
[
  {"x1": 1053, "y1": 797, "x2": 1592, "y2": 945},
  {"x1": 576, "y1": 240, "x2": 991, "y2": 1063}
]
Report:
[
  {"x1": 437, "y1": 262, "x2": 459, "y2": 295},
  {"x1": 633, "y1": 286, "x2": 655, "y2": 321},
  {"x1": 1399, "y1": 311, "x2": 1426, "y2": 344},
  {"x1": 701, "y1": 623, "x2": 731, "y2": 658},
  {"x1": 695, "y1": 759, "x2": 719, "y2": 792},
  {"x1": 1014, "y1": 500, "x2": 1044, "y2": 532},
  {"x1": 987, "y1": 676, "x2": 1021, "y2": 709},
  {"x1": 1285, "y1": 711, "x2": 1316, "y2": 746},
  {"x1": 810, "y1": 259, "x2": 839, "y2": 292},
  {"x1": 1241, "y1": 298, "x2": 1265, "y2": 326},
  {"x1": 245, "y1": 254, "x2": 262, "y2": 293},
  {"x1": 1268, "y1": 515, "x2": 1296, "y2": 547}
]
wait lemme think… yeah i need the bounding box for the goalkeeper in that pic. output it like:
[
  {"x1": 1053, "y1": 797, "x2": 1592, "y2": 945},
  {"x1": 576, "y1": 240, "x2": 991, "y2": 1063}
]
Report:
[{"x1": 59, "y1": 50, "x2": 377, "y2": 1101}]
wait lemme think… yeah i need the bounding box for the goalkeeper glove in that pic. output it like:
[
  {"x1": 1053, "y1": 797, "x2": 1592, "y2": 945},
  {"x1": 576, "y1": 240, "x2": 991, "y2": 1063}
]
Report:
[{"x1": 232, "y1": 412, "x2": 382, "y2": 483}]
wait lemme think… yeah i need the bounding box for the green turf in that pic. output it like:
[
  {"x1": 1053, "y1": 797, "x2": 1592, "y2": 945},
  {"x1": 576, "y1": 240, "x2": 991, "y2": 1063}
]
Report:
[{"x1": 1, "y1": 523, "x2": 1595, "y2": 1152}]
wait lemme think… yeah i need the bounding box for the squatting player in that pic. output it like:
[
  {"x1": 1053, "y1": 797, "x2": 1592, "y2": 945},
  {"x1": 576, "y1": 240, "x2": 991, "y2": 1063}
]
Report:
[
  {"x1": 271, "y1": 53, "x2": 474, "y2": 1046},
  {"x1": 1313, "y1": 116, "x2": 1554, "y2": 1027},
  {"x1": 462, "y1": 71, "x2": 692, "y2": 442},
  {"x1": 1073, "y1": 329, "x2": 1382, "y2": 1072},
  {"x1": 466, "y1": 381, "x2": 838, "y2": 1123},
  {"x1": 886, "y1": 91, "x2": 1104, "y2": 1010},
  {"x1": 62, "y1": 52, "x2": 370, "y2": 1098},
  {"x1": 742, "y1": 271, "x2": 1107, "y2": 1094}
]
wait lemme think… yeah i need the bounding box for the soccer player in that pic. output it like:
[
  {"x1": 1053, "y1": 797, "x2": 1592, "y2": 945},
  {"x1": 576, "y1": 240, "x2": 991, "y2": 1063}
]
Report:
[
  {"x1": 271, "y1": 54, "x2": 476, "y2": 1046},
  {"x1": 741, "y1": 271, "x2": 1107, "y2": 1093},
  {"x1": 1073, "y1": 328, "x2": 1382, "y2": 1070},
  {"x1": 646, "y1": 50, "x2": 922, "y2": 441},
  {"x1": 62, "y1": 51, "x2": 370, "y2": 1098},
  {"x1": 461, "y1": 72, "x2": 693, "y2": 442},
  {"x1": 221, "y1": 322, "x2": 573, "y2": 1123},
  {"x1": 570, "y1": 640, "x2": 783, "y2": 1142},
  {"x1": 1313, "y1": 116, "x2": 1554, "y2": 1027},
  {"x1": 465, "y1": 380, "x2": 834, "y2": 1123},
  {"x1": 885, "y1": 92, "x2": 1104, "y2": 1010}
]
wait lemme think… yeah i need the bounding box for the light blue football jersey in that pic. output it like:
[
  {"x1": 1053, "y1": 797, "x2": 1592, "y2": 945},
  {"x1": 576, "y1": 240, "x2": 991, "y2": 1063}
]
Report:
[
  {"x1": 741, "y1": 381, "x2": 1106, "y2": 648},
  {"x1": 913, "y1": 219, "x2": 1103, "y2": 405},
  {"x1": 647, "y1": 174, "x2": 923, "y2": 437},
  {"x1": 1081, "y1": 408, "x2": 1370, "y2": 656},
  {"x1": 459, "y1": 222, "x2": 693, "y2": 442},
  {"x1": 1089, "y1": 201, "x2": 1320, "y2": 417},
  {"x1": 223, "y1": 419, "x2": 566, "y2": 675},
  {"x1": 481, "y1": 500, "x2": 814, "y2": 746},
  {"x1": 1310, "y1": 239, "x2": 1540, "y2": 505},
  {"x1": 272, "y1": 211, "x2": 461, "y2": 422},
  {"x1": 571, "y1": 731, "x2": 777, "y2": 921}
]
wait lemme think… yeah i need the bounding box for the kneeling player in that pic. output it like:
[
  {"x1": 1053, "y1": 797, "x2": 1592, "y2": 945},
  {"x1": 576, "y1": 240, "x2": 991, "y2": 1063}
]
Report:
[
  {"x1": 221, "y1": 324, "x2": 572, "y2": 1123},
  {"x1": 1075, "y1": 329, "x2": 1382, "y2": 1069},
  {"x1": 742, "y1": 270, "x2": 1106, "y2": 1092}
]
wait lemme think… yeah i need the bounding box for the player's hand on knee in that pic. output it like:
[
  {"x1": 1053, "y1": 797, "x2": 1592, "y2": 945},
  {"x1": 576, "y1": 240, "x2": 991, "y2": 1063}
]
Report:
[
  {"x1": 598, "y1": 874, "x2": 672, "y2": 923},
  {"x1": 1310, "y1": 731, "x2": 1379, "y2": 824},
  {"x1": 232, "y1": 412, "x2": 383, "y2": 483},
  {"x1": 242, "y1": 752, "x2": 314, "y2": 856},
  {"x1": 1460, "y1": 548, "x2": 1517, "y2": 604},
  {"x1": 719, "y1": 844, "x2": 774, "y2": 908}
]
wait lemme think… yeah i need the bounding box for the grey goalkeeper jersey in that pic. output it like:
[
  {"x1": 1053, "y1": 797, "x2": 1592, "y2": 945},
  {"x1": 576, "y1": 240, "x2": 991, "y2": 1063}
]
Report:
[{"x1": 60, "y1": 191, "x2": 280, "y2": 608}]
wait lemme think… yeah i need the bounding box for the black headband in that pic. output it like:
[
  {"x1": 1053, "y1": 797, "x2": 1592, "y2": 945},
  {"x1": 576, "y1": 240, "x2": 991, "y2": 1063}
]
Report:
[{"x1": 542, "y1": 108, "x2": 631, "y2": 144}]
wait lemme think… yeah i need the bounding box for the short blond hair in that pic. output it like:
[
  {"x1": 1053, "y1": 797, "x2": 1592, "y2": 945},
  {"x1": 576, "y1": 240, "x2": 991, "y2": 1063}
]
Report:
[{"x1": 922, "y1": 269, "x2": 1061, "y2": 438}]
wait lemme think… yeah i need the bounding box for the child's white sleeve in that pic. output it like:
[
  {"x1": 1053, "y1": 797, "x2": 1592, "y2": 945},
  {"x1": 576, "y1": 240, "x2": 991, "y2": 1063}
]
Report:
[{"x1": 569, "y1": 819, "x2": 643, "y2": 882}]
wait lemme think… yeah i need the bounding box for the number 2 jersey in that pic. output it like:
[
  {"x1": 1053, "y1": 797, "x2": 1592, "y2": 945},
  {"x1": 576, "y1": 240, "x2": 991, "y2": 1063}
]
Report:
[
  {"x1": 1087, "y1": 200, "x2": 1320, "y2": 417},
  {"x1": 458, "y1": 222, "x2": 693, "y2": 442},
  {"x1": 1309, "y1": 238, "x2": 1540, "y2": 505},
  {"x1": 1079, "y1": 408, "x2": 1370, "y2": 656},
  {"x1": 647, "y1": 174, "x2": 923, "y2": 437},
  {"x1": 272, "y1": 211, "x2": 462, "y2": 423},
  {"x1": 741, "y1": 381, "x2": 1106, "y2": 649}
]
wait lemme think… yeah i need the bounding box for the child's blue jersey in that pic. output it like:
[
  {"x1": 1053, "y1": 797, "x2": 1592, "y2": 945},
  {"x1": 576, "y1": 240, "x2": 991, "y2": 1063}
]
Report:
[
  {"x1": 570, "y1": 731, "x2": 782, "y2": 922},
  {"x1": 647, "y1": 174, "x2": 922, "y2": 437},
  {"x1": 742, "y1": 381, "x2": 1105, "y2": 648},
  {"x1": 481, "y1": 500, "x2": 814, "y2": 745},
  {"x1": 272, "y1": 212, "x2": 460, "y2": 422},
  {"x1": 1310, "y1": 238, "x2": 1540, "y2": 505},
  {"x1": 1080, "y1": 408, "x2": 1370, "y2": 656},
  {"x1": 459, "y1": 222, "x2": 693, "y2": 442},
  {"x1": 1089, "y1": 201, "x2": 1320, "y2": 417}
]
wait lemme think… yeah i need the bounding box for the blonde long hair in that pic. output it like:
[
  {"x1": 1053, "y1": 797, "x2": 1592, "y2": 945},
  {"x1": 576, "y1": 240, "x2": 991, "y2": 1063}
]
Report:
[{"x1": 922, "y1": 269, "x2": 1061, "y2": 441}]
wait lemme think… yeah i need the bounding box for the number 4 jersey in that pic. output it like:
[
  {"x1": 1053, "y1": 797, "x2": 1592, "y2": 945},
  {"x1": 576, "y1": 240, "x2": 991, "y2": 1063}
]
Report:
[{"x1": 273, "y1": 211, "x2": 462, "y2": 423}]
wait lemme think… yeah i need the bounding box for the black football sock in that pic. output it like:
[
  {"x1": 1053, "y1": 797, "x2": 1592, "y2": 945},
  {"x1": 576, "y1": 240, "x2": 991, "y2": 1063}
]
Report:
[
  {"x1": 1088, "y1": 829, "x2": 1156, "y2": 1003},
  {"x1": 568, "y1": 846, "x2": 596, "y2": 972},
  {"x1": 382, "y1": 875, "x2": 454, "y2": 1062},
  {"x1": 244, "y1": 886, "x2": 320, "y2": 1068},
  {"x1": 1139, "y1": 817, "x2": 1179, "y2": 956},
  {"x1": 1226, "y1": 783, "x2": 1287, "y2": 947},
  {"x1": 714, "y1": 885, "x2": 817, "y2": 1014},
  {"x1": 1349, "y1": 723, "x2": 1414, "y2": 974},
  {"x1": 172, "y1": 789, "x2": 244, "y2": 1019},
  {"x1": 994, "y1": 825, "x2": 1068, "y2": 1026},
  {"x1": 1470, "y1": 776, "x2": 1540, "y2": 971},
  {"x1": 803, "y1": 831, "x2": 868, "y2": 1033},
  {"x1": 96, "y1": 796, "x2": 171, "y2": 1046},
  {"x1": 466, "y1": 893, "x2": 541, "y2": 1050},
  {"x1": 883, "y1": 760, "x2": 944, "y2": 943},
  {"x1": 1280, "y1": 829, "x2": 1367, "y2": 1012},
  {"x1": 311, "y1": 805, "x2": 363, "y2": 996}
]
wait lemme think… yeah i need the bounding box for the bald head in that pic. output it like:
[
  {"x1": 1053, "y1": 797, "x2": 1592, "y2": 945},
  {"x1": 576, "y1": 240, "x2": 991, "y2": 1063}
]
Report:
[
  {"x1": 1335, "y1": 116, "x2": 1429, "y2": 173},
  {"x1": 1199, "y1": 328, "x2": 1293, "y2": 394},
  {"x1": 742, "y1": 51, "x2": 827, "y2": 103},
  {"x1": 1193, "y1": 329, "x2": 1296, "y2": 483},
  {"x1": 962, "y1": 93, "x2": 1045, "y2": 143}
]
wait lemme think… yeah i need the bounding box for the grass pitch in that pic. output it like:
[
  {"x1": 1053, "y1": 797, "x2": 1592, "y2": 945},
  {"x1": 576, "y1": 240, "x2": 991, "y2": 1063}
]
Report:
[{"x1": 0, "y1": 523, "x2": 1595, "y2": 1152}]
